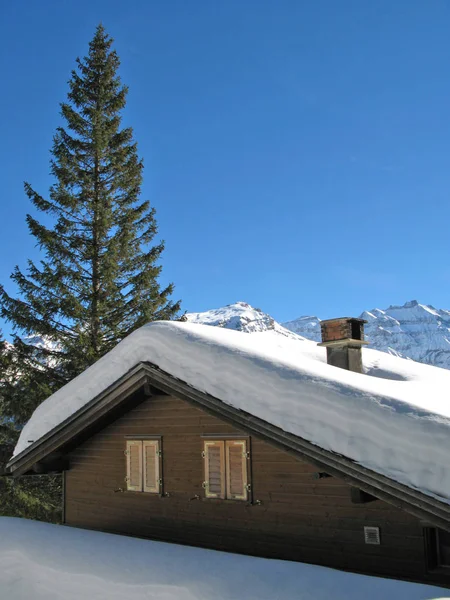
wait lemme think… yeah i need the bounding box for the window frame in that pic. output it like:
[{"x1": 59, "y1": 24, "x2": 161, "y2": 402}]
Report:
[
  {"x1": 124, "y1": 435, "x2": 163, "y2": 495},
  {"x1": 202, "y1": 436, "x2": 251, "y2": 502},
  {"x1": 425, "y1": 527, "x2": 450, "y2": 572}
]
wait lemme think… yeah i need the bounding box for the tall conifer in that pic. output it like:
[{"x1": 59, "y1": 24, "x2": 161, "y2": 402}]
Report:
[
  {"x1": 1, "y1": 25, "x2": 180, "y2": 410},
  {"x1": 0, "y1": 26, "x2": 180, "y2": 521}
]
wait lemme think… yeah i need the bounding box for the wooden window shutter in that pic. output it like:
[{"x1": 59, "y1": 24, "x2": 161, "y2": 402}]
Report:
[
  {"x1": 126, "y1": 440, "x2": 143, "y2": 491},
  {"x1": 143, "y1": 440, "x2": 160, "y2": 493},
  {"x1": 203, "y1": 441, "x2": 225, "y2": 498},
  {"x1": 226, "y1": 440, "x2": 248, "y2": 501}
]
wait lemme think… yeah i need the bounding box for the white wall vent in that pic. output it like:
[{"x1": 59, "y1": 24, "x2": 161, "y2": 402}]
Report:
[{"x1": 364, "y1": 526, "x2": 380, "y2": 545}]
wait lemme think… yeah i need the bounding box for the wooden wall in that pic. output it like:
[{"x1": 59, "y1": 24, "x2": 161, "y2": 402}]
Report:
[{"x1": 65, "y1": 392, "x2": 444, "y2": 585}]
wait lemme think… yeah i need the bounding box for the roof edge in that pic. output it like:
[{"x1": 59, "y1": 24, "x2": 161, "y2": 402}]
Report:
[{"x1": 7, "y1": 363, "x2": 149, "y2": 473}]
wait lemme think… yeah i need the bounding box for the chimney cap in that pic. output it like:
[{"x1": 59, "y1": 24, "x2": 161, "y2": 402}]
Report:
[
  {"x1": 320, "y1": 317, "x2": 367, "y2": 325},
  {"x1": 318, "y1": 316, "x2": 369, "y2": 349}
]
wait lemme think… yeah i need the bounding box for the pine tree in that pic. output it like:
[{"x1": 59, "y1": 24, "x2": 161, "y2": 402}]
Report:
[
  {"x1": 0, "y1": 26, "x2": 180, "y2": 520},
  {"x1": 0, "y1": 24, "x2": 180, "y2": 407}
]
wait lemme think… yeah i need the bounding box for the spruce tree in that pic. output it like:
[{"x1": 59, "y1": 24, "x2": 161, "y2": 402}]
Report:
[
  {"x1": 0, "y1": 26, "x2": 180, "y2": 520},
  {"x1": 0, "y1": 24, "x2": 180, "y2": 408}
]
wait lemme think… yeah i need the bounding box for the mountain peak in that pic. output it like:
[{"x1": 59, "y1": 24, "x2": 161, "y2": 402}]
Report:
[
  {"x1": 403, "y1": 300, "x2": 419, "y2": 308},
  {"x1": 185, "y1": 302, "x2": 306, "y2": 340},
  {"x1": 386, "y1": 300, "x2": 422, "y2": 310}
]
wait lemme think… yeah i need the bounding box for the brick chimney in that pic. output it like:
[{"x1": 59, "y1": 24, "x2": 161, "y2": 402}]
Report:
[{"x1": 318, "y1": 317, "x2": 368, "y2": 373}]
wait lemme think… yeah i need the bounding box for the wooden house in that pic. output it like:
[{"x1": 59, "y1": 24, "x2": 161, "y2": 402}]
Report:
[{"x1": 5, "y1": 317, "x2": 450, "y2": 587}]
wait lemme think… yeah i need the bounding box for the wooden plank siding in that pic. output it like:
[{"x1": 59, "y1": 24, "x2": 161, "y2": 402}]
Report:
[{"x1": 65, "y1": 392, "x2": 443, "y2": 585}]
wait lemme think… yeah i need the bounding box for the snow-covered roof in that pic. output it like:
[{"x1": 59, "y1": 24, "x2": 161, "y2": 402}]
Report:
[
  {"x1": 12, "y1": 321, "x2": 450, "y2": 503},
  {"x1": 1, "y1": 517, "x2": 447, "y2": 600}
]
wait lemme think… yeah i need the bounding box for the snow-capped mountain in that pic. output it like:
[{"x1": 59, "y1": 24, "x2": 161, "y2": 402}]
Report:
[
  {"x1": 186, "y1": 300, "x2": 450, "y2": 370},
  {"x1": 360, "y1": 301, "x2": 450, "y2": 368},
  {"x1": 284, "y1": 300, "x2": 450, "y2": 369},
  {"x1": 282, "y1": 315, "x2": 322, "y2": 341},
  {"x1": 186, "y1": 301, "x2": 306, "y2": 341}
]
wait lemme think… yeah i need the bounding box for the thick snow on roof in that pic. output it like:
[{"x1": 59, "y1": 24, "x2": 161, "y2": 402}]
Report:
[
  {"x1": 13, "y1": 321, "x2": 450, "y2": 503},
  {"x1": 1, "y1": 518, "x2": 448, "y2": 600}
]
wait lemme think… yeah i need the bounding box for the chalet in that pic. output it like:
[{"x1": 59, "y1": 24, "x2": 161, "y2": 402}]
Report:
[{"x1": 5, "y1": 317, "x2": 450, "y2": 587}]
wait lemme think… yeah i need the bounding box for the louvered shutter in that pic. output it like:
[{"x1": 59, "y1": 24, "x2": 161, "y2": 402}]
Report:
[
  {"x1": 226, "y1": 440, "x2": 248, "y2": 500},
  {"x1": 126, "y1": 440, "x2": 143, "y2": 491},
  {"x1": 143, "y1": 440, "x2": 160, "y2": 493},
  {"x1": 203, "y1": 441, "x2": 225, "y2": 498}
]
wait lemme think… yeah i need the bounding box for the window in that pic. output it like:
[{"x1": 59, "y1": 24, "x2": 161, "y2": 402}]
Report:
[
  {"x1": 435, "y1": 529, "x2": 450, "y2": 567},
  {"x1": 125, "y1": 439, "x2": 161, "y2": 493},
  {"x1": 436, "y1": 529, "x2": 450, "y2": 567},
  {"x1": 203, "y1": 439, "x2": 249, "y2": 501},
  {"x1": 427, "y1": 528, "x2": 450, "y2": 569}
]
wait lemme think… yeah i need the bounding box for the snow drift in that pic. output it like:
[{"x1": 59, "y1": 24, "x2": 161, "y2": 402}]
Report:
[{"x1": 0, "y1": 518, "x2": 448, "y2": 600}]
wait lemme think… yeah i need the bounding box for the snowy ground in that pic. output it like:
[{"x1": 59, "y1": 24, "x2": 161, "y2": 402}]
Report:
[
  {"x1": 12, "y1": 321, "x2": 450, "y2": 504},
  {"x1": 0, "y1": 518, "x2": 449, "y2": 600}
]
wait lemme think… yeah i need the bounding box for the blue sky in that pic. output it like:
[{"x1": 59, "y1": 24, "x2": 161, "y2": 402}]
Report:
[{"x1": 1, "y1": 0, "x2": 449, "y2": 334}]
